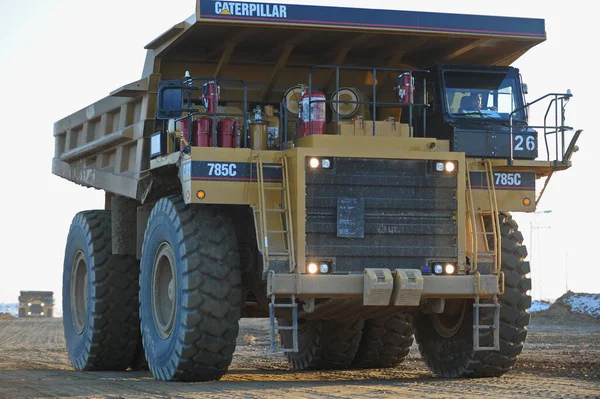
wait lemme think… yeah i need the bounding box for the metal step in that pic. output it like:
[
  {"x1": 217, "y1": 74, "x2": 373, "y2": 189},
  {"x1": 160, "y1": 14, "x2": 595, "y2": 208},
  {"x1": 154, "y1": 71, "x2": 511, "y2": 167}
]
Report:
[
  {"x1": 268, "y1": 251, "x2": 291, "y2": 256},
  {"x1": 473, "y1": 295, "x2": 500, "y2": 351},
  {"x1": 269, "y1": 294, "x2": 298, "y2": 353}
]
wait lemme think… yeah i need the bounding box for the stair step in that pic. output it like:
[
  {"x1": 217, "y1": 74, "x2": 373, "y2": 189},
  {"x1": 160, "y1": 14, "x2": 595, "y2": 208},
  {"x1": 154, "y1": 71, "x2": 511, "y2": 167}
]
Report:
[
  {"x1": 271, "y1": 304, "x2": 297, "y2": 308},
  {"x1": 268, "y1": 251, "x2": 291, "y2": 256},
  {"x1": 265, "y1": 208, "x2": 287, "y2": 212},
  {"x1": 267, "y1": 230, "x2": 289, "y2": 234},
  {"x1": 476, "y1": 346, "x2": 498, "y2": 351},
  {"x1": 270, "y1": 294, "x2": 298, "y2": 353},
  {"x1": 474, "y1": 303, "x2": 500, "y2": 308}
]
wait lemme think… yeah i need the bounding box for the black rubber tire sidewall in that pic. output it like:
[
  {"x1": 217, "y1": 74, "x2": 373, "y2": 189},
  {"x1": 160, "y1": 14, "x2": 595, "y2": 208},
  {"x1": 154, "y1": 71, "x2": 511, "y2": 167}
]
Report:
[
  {"x1": 62, "y1": 210, "x2": 140, "y2": 371},
  {"x1": 139, "y1": 204, "x2": 183, "y2": 372},
  {"x1": 139, "y1": 196, "x2": 242, "y2": 381},
  {"x1": 62, "y1": 214, "x2": 97, "y2": 370}
]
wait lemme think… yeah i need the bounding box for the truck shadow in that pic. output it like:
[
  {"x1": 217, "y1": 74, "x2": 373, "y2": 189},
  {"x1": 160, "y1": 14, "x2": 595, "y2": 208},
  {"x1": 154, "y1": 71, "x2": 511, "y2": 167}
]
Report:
[{"x1": 0, "y1": 368, "x2": 442, "y2": 398}]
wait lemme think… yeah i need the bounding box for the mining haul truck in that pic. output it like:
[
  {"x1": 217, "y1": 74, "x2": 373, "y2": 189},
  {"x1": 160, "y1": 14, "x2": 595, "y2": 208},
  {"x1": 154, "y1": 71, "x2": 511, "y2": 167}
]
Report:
[
  {"x1": 53, "y1": 0, "x2": 582, "y2": 381},
  {"x1": 18, "y1": 291, "x2": 54, "y2": 317}
]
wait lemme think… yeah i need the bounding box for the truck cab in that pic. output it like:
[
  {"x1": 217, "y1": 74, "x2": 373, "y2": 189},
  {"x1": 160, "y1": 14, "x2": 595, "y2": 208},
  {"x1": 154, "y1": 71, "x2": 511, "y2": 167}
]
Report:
[{"x1": 410, "y1": 65, "x2": 537, "y2": 160}]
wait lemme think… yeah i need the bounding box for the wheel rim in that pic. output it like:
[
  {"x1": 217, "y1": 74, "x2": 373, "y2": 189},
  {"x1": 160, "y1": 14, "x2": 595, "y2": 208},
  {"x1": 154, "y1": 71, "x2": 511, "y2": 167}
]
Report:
[
  {"x1": 71, "y1": 251, "x2": 88, "y2": 334},
  {"x1": 431, "y1": 299, "x2": 468, "y2": 338},
  {"x1": 152, "y1": 242, "x2": 177, "y2": 340}
]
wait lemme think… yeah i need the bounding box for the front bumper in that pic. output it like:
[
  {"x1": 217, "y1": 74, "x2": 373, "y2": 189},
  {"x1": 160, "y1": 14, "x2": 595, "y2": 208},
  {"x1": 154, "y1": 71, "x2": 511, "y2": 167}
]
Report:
[{"x1": 267, "y1": 269, "x2": 499, "y2": 305}]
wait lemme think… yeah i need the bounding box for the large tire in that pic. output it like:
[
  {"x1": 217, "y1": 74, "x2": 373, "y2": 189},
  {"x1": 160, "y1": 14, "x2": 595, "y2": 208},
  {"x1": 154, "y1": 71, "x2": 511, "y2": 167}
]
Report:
[
  {"x1": 414, "y1": 212, "x2": 531, "y2": 378},
  {"x1": 47, "y1": 309, "x2": 53, "y2": 318},
  {"x1": 353, "y1": 313, "x2": 414, "y2": 369},
  {"x1": 279, "y1": 318, "x2": 364, "y2": 370},
  {"x1": 18, "y1": 308, "x2": 25, "y2": 318},
  {"x1": 139, "y1": 196, "x2": 241, "y2": 382},
  {"x1": 62, "y1": 210, "x2": 140, "y2": 371}
]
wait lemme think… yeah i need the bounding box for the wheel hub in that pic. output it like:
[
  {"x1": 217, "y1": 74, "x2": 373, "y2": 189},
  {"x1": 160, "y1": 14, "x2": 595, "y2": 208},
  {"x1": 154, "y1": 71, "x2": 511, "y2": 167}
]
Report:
[
  {"x1": 152, "y1": 242, "x2": 177, "y2": 340},
  {"x1": 431, "y1": 299, "x2": 468, "y2": 339},
  {"x1": 70, "y1": 251, "x2": 88, "y2": 335}
]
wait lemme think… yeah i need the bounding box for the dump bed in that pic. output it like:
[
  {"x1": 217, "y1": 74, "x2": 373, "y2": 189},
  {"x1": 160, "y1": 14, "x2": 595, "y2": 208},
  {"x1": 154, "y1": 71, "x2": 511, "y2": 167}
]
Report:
[
  {"x1": 18, "y1": 291, "x2": 54, "y2": 304},
  {"x1": 52, "y1": 0, "x2": 546, "y2": 200}
]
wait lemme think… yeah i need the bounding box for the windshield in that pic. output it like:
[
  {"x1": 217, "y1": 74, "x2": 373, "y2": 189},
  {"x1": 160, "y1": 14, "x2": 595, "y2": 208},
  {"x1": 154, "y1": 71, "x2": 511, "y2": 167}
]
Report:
[{"x1": 443, "y1": 70, "x2": 525, "y2": 120}]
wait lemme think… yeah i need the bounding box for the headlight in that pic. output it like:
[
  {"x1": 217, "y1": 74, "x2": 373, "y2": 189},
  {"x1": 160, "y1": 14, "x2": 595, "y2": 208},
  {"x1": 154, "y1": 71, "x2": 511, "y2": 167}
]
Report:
[
  {"x1": 435, "y1": 162, "x2": 444, "y2": 172},
  {"x1": 40, "y1": 312, "x2": 44, "y2": 316},
  {"x1": 27, "y1": 312, "x2": 31, "y2": 315},
  {"x1": 445, "y1": 162, "x2": 456, "y2": 172},
  {"x1": 321, "y1": 159, "x2": 331, "y2": 169},
  {"x1": 445, "y1": 263, "x2": 456, "y2": 274},
  {"x1": 41, "y1": 303, "x2": 45, "y2": 307},
  {"x1": 319, "y1": 263, "x2": 330, "y2": 273},
  {"x1": 307, "y1": 262, "x2": 319, "y2": 274},
  {"x1": 433, "y1": 264, "x2": 443, "y2": 275},
  {"x1": 309, "y1": 158, "x2": 320, "y2": 168}
]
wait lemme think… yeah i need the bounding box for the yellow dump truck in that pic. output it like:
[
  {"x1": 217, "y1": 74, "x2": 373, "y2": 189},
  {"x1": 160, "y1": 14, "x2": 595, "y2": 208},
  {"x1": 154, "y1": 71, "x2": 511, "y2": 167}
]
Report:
[
  {"x1": 53, "y1": 0, "x2": 582, "y2": 380},
  {"x1": 18, "y1": 291, "x2": 54, "y2": 317}
]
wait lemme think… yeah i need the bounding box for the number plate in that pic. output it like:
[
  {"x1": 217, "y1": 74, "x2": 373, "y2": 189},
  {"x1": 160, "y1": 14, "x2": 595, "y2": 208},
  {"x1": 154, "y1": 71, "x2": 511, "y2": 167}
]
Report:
[{"x1": 469, "y1": 171, "x2": 535, "y2": 190}]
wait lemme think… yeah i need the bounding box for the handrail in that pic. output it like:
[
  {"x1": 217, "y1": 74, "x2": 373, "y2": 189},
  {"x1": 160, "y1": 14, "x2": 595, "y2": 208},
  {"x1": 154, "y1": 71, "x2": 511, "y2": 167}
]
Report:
[
  {"x1": 280, "y1": 65, "x2": 430, "y2": 143},
  {"x1": 509, "y1": 91, "x2": 574, "y2": 165}
]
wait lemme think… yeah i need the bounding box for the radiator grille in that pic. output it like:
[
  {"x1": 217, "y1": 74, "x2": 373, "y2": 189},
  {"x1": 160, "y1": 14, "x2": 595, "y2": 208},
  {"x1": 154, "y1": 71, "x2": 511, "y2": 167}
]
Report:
[{"x1": 305, "y1": 158, "x2": 458, "y2": 273}]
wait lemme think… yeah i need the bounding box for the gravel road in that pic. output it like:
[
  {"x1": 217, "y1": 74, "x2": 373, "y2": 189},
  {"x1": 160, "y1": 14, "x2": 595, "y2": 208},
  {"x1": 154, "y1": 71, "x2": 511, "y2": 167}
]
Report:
[{"x1": 0, "y1": 313, "x2": 598, "y2": 399}]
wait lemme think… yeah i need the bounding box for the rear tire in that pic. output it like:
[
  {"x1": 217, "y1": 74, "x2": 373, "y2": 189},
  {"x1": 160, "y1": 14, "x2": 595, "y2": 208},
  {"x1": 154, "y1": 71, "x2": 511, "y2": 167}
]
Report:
[
  {"x1": 139, "y1": 196, "x2": 241, "y2": 381},
  {"x1": 353, "y1": 313, "x2": 414, "y2": 369},
  {"x1": 279, "y1": 318, "x2": 364, "y2": 370},
  {"x1": 62, "y1": 210, "x2": 140, "y2": 371},
  {"x1": 414, "y1": 212, "x2": 531, "y2": 378}
]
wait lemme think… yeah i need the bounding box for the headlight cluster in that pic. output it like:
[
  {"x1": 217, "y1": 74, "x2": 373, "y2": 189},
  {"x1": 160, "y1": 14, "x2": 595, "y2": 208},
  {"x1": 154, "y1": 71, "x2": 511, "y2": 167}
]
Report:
[
  {"x1": 307, "y1": 261, "x2": 331, "y2": 274},
  {"x1": 307, "y1": 157, "x2": 333, "y2": 170},
  {"x1": 423, "y1": 262, "x2": 457, "y2": 275},
  {"x1": 431, "y1": 160, "x2": 458, "y2": 174}
]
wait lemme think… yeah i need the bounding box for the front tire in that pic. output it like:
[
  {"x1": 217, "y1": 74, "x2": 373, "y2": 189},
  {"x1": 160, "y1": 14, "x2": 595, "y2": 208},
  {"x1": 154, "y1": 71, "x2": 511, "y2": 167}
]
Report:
[
  {"x1": 139, "y1": 196, "x2": 241, "y2": 381},
  {"x1": 414, "y1": 212, "x2": 531, "y2": 378},
  {"x1": 62, "y1": 210, "x2": 140, "y2": 371}
]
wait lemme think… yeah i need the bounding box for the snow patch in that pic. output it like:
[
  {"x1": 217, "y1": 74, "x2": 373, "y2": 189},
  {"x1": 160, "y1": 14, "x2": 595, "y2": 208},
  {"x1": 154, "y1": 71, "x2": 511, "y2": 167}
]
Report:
[
  {"x1": 560, "y1": 293, "x2": 600, "y2": 318},
  {"x1": 530, "y1": 300, "x2": 552, "y2": 312}
]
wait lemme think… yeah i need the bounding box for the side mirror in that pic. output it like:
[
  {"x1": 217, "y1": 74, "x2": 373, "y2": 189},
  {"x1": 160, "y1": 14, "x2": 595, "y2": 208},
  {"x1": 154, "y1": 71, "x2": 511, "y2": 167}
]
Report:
[
  {"x1": 522, "y1": 83, "x2": 529, "y2": 95},
  {"x1": 157, "y1": 80, "x2": 185, "y2": 120}
]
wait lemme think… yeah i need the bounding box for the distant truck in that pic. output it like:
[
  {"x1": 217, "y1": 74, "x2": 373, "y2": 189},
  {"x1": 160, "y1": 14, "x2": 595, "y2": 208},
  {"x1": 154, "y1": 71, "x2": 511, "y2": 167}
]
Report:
[
  {"x1": 18, "y1": 291, "x2": 54, "y2": 317},
  {"x1": 53, "y1": 0, "x2": 581, "y2": 382}
]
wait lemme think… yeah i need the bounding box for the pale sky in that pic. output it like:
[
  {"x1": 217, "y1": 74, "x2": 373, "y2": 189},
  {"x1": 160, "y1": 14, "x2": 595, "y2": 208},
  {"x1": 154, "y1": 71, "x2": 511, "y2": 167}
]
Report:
[{"x1": 0, "y1": 0, "x2": 596, "y2": 313}]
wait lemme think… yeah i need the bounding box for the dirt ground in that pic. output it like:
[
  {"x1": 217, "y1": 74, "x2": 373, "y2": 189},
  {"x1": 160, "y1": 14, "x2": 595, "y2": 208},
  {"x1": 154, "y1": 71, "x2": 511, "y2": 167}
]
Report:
[{"x1": 0, "y1": 312, "x2": 598, "y2": 399}]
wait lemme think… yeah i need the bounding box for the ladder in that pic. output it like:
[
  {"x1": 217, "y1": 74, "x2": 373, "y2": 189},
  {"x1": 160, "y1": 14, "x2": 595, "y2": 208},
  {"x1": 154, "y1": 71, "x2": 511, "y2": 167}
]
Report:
[
  {"x1": 269, "y1": 293, "x2": 298, "y2": 352},
  {"x1": 253, "y1": 155, "x2": 298, "y2": 352},
  {"x1": 465, "y1": 159, "x2": 502, "y2": 351},
  {"x1": 252, "y1": 155, "x2": 295, "y2": 276}
]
